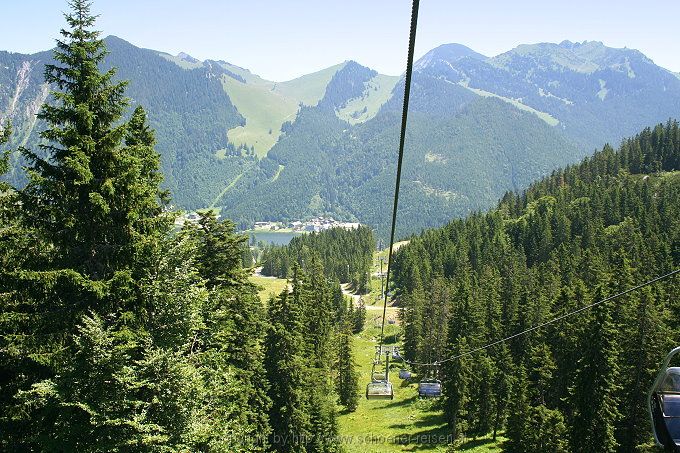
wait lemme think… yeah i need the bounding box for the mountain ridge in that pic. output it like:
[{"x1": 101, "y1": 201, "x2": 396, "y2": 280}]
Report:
[{"x1": 2, "y1": 36, "x2": 679, "y2": 236}]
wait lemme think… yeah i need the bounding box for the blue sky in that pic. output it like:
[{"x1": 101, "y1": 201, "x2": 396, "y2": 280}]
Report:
[{"x1": 4, "y1": 0, "x2": 680, "y2": 81}]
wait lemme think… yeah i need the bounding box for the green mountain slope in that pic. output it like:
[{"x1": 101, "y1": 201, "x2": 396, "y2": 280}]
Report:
[
  {"x1": 274, "y1": 62, "x2": 347, "y2": 105},
  {"x1": 216, "y1": 61, "x2": 348, "y2": 157},
  {"x1": 0, "y1": 36, "x2": 252, "y2": 208},
  {"x1": 0, "y1": 38, "x2": 358, "y2": 205},
  {"x1": 216, "y1": 42, "x2": 679, "y2": 236},
  {"x1": 103, "y1": 37, "x2": 250, "y2": 208},
  {"x1": 336, "y1": 73, "x2": 400, "y2": 124},
  {"x1": 3, "y1": 38, "x2": 679, "y2": 226},
  {"x1": 218, "y1": 63, "x2": 579, "y2": 236}
]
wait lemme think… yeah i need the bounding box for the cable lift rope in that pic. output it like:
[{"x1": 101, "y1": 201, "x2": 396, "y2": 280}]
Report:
[
  {"x1": 378, "y1": 0, "x2": 420, "y2": 354},
  {"x1": 365, "y1": 0, "x2": 419, "y2": 401}
]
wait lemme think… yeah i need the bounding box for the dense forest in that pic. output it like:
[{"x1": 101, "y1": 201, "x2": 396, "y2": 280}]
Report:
[
  {"x1": 392, "y1": 120, "x2": 680, "y2": 451},
  {"x1": 260, "y1": 226, "x2": 375, "y2": 293},
  {"x1": 0, "y1": 3, "x2": 358, "y2": 451}
]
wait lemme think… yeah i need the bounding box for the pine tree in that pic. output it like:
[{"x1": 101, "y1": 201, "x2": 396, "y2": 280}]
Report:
[
  {"x1": 194, "y1": 288, "x2": 271, "y2": 451},
  {"x1": 336, "y1": 322, "x2": 359, "y2": 412},
  {"x1": 265, "y1": 264, "x2": 342, "y2": 452},
  {"x1": 400, "y1": 284, "x2": 425, "y2": 362},
  {"x1": 522, "y1": 405, "x2": 568, "y2": 453},
  {"x1": 302, "y1": 261, "x2": 342, "y2": 453},
  {"x1": 528, "y1": 343, "x2": 557, "y2": 407},
  {"x1": 21, "y1": 0, "x2": 168, "y2": 279},
  {"x1": 443, "y1": 338, "x2": 473, "y2": 438},
  {"x1": 617, "y1": 285, "x2": 671, "y2": 450},
  {"x1": 307, "y1": 385, "x2": 341, "y2": 453},
  {"x1": 491, "y1": 344, "x2": 512, "y2": 441},
  {"x1": 353, "y1": 297, "x2": 366, "y2": 334},
  {"x1": 0, "y1": 2, "x2": 198, "y2": 449},
  {"x1": 418, "y1": 277, "x2": 450, "y2": 366},
  {"x1": 569, "y1": 287, "x2": 621, "y2": 453},
  {"x1": 0, "y1": 119, "x2": 17, "y2": 268},
  {"x1": 331, "y1": 280, "x2": 347, "y2": 324},
  {"x1": 505, "y1": 365, "x2": 530, "y2": 453},
  {"x1": 265, "y1": 288, "x2": 311, "y2": 453},
  {"x1": 468, "y1": 354, "x2": 495, "y2": 437},
  {"x1": 304, "y1": 257, "x2": 333, "y2": 366},
  {"x1": 193, "y1": 211, "x2": 249, "y2": 288},
  {"x1": 0, "y1": 121, "x2": 10, "y2": 175}
]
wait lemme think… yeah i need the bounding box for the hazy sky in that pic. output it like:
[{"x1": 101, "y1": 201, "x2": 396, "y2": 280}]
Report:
[{"x1": 4, "y1": 0, "x2": 680, "y2": 81}]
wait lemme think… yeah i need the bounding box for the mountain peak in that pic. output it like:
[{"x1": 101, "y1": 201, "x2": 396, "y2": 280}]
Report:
[
  {"x1": 318, "y1": 60, "x2": 378, "y2": 111},
  {"x1": 495, "y1": 40, "x2": 654, "y2": 74},
  {"x1": 558, "y1": 39, "x2": 605, "y2": 50},
  {"x1": 415, "y1": 43, "x2": 486, "y2": 71},
  {"x1": 104, "y1": 35, "x2": 134, "y2": 47},
  {"x1": 177, "y1": 52, "x2": 200, "y2": 64}
]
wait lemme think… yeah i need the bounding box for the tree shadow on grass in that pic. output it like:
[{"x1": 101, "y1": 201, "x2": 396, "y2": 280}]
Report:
[
  {"x1": 453, "y1": 436, "x2": 502, "y2": 451},
  {"x1": 390, "y1": 425, "x2": 453, "y2": 451},
  {"x1": 398, "y1": 379, "x2": 412, "y2": 388},
  {"x1": 388, "y1": 413, "x2": 446, "y2": 430},
  {"x1": 380, "y1": 394, "x2": 418, "y2": 408},
  {"x1": 338, "y1": 407, "x2": 356, "y2": 416}
]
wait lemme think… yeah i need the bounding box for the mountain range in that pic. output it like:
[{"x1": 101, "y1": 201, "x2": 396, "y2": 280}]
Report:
[{"x1": 1, "y1": 37, "x2": 679, "y2": 235}]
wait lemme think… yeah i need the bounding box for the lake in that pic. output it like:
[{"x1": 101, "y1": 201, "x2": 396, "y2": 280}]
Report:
[{"x1": 245, "y1": 230, "x2": 303, "y2": 245}]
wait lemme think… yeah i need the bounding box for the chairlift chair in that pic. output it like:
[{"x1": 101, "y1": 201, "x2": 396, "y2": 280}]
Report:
[
  {"x1": 418, "y1": 378, "x2": 442, "y2": 398},
  {"x1": 398, "y1": 369, "x2": 412, "y2": 380},
  {"x1": 366, "y1": 380, "x2": 394, "y2": 400},
  {"x1": 372, "y1": 371, "x2": 387, "y2": 381},
  {"x1": 650, "y1": 347, "x2": 680, "y2": 451}
]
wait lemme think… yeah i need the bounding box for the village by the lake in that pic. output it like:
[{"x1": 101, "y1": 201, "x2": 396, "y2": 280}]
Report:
[{"x1": 176, "y1": 212, "x2": 360, "y2": 236}]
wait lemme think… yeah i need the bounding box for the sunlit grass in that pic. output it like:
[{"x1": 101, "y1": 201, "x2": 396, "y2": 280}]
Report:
[
  {"x1": 250, "y1": 275, "x2": 288, "y2": 303},
  {"x1": 336, "y1": 251, "x2": 503, "y2": 452}
]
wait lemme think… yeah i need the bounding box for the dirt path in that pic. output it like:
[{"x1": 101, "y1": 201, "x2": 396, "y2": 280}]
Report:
[
  {"x1": 252, "y1": 266, "x2": 279, "y2": 279},
  {"x1": 340, "y1": 283, "x2": 397, "y2": 313},
  {"x1": 340, "y1": 283, "x2": 361, "y2": 304}
]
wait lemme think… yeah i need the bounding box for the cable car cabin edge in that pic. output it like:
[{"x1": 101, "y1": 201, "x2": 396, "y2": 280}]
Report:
[
  {"x1": 418, "y1": 378, "x2": 442, "y2": 398},
  {"x1": 366, "y1": 380, "x2": 394, "y2": 400},
  {"x1": 650, "y1": 347, "x2": 680, "y2": 452}
]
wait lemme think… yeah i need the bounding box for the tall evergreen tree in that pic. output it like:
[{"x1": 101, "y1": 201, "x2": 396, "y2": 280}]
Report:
[
  {"x1": 265, "y1": 287, "x2": 311, "y2": 453},
  {"x1": 21, "y1": 0, "x2": 168, "y2": 279},
  {"x1": 569, "y1": 287, "x2": 621, "y2": 453},
  {"x1": 505, "y1": 366, "x2": 530, "y2": 453},
  {"x1": 187, "y1": 212, "x2": 272, "y2": 450},
  {"x1": 353, "y1": 297, "x2": 366, "y2": 334},
  {"x1": 193, "y1": 211, "x2": 249, "y2": 288},
  {"x1": 0, "y1": 121, "x2": 10, "y2": 168},
  {"x1": 491, "y1": 345, "x2": 512, "y2": 441},
  {"x1": 522, "y1": 405, "x2": 568, "y2": 453},
  {"x1": 0, "y1": 2, "x2": 199, "y2": 449},
  {"x1": 336, "y1": 322, "x2": 359, "y2": 412},
  {"x1": 400, "y1": 285, "x2": 424, "y2": 362}
]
